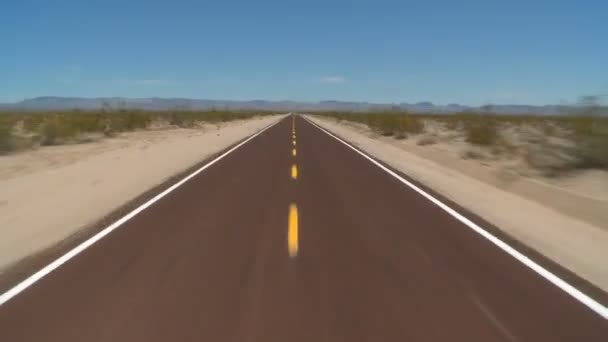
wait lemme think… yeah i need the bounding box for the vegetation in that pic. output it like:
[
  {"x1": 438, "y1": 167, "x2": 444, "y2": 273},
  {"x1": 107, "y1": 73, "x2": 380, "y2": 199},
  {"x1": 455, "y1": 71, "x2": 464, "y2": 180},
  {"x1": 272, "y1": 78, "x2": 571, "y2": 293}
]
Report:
[
  {"x1": 569, "y1": 116, "x2": 608, "y2": 169},
  {"x1": 0, "y1": 109, "x2": 270, "y2": 153},
  {"x1": 463, "y1": 116, "x2": 499, "y2": 146},
  {"x1": 417, "y1": 136, "x2": 437, "y2": 146},
  {"x1": 2, "y1": 106, "x2": 606, "y2": 173},
  {"x1": 328, "y1": 111, "x2": 423, "y2": 137},
  {"x1": 0, "y1": 120, "x2": 14, "y2": 154},
  {"x1": 315, "y1": 109, "x2": 608, "y2": 172}
]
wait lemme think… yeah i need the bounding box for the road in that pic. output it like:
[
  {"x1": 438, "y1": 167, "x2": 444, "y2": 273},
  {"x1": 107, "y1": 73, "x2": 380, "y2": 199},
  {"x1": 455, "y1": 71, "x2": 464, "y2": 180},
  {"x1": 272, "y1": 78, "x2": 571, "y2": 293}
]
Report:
[{"x1": 0, "y1": 114, "x2": 606, "y2": 341}]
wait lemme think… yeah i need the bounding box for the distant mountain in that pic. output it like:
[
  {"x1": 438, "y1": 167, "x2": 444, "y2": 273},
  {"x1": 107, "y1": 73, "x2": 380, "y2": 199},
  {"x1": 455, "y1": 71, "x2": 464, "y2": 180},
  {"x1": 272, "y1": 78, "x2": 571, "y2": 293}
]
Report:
[{"x1": 0, "y1": 96, "x2": 601, "y2": 115}]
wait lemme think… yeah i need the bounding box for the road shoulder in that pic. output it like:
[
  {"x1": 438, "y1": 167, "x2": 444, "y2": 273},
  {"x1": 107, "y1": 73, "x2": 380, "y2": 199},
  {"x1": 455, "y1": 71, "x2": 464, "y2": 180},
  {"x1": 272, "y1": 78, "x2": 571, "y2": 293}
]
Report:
[
  {"x1": 305, "y1": 114, "x2": 608, "y2": 297},
  {"x1": 0, "y1": 115, "x2": 284, "y2": 288}
]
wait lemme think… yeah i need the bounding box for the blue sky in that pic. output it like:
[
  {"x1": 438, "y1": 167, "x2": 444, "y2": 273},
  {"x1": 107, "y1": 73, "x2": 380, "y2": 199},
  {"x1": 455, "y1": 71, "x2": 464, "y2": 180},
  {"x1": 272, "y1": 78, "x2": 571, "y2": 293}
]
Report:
[{"x1": 1, "y1": 0, "x2": 606, "y2": 105}]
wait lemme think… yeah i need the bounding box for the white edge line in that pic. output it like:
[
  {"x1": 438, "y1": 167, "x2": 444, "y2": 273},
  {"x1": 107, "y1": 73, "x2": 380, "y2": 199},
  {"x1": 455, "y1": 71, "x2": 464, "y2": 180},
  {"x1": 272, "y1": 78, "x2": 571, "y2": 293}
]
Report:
[
  {"x1": 303, "y1": 115, "x2": 608, "y2": 320},
  {"x1": 0, "y1": 117, "x2": 283, "y2": 307}
]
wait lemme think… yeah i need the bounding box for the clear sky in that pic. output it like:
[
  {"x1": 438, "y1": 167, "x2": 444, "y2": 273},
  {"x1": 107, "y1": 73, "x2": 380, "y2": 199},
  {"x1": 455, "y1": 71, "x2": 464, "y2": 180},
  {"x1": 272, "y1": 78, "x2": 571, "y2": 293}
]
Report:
[{"x1": 1, "y1": 0, "x2": 606, "y2": 105}]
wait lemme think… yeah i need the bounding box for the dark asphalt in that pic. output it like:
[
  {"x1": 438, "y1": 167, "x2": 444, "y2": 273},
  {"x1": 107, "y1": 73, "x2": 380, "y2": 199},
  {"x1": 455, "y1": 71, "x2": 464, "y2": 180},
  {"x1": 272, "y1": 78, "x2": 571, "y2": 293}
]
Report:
[{"x1": 0, "y1": 115, "x2": 606, "y2": 341}]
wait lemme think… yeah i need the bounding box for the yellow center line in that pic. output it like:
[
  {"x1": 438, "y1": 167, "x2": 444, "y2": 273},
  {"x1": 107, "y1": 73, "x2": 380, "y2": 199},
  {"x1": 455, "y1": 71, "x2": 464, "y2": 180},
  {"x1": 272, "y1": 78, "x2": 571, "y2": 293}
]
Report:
[
  {"x1": 289, "y1": 118, "x2": 299, "y2": 258},
  {"x1": 288, "y1": 203, "x2": 299, "y2": 258},
  {"x1": 291, "y1": 164, "x2": 298, "y2": 180}
]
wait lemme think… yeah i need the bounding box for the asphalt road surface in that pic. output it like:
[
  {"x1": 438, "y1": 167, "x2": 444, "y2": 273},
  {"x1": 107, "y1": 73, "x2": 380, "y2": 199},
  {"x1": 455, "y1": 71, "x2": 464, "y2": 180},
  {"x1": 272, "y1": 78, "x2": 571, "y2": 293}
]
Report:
[{"x1": 0, "y1": 115, "x2": 606, "y2": 341}]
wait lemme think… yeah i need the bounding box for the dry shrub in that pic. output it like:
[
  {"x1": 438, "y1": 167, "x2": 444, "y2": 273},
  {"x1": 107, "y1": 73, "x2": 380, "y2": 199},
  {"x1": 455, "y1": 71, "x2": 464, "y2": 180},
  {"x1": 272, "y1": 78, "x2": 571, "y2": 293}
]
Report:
[
  {"x1": 417, "y1": 136, "x2": 437, "y2": 146},
  {"x1": 464, "y1": 116, "x2": 499, "y2": 145},
  {"x1": 0, "y1": 121, "x2": 15, "y2": 154}
]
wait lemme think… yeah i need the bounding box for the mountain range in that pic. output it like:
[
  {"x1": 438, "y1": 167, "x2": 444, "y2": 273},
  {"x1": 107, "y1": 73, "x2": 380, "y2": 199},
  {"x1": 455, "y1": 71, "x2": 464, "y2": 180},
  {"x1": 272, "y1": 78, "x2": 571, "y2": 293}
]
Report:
[{"x1": 0, "y1": 96, "x2": 594, "y2": 115}]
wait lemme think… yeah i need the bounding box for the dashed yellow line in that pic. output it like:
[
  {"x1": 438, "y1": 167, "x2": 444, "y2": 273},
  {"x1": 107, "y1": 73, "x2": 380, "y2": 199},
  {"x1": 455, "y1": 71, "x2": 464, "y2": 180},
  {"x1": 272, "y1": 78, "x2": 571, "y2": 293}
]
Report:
[
  {"x1": 288, "y1": 203, "x2": 299, "y2": 257},
  {"x1": 291, "y1": 164, "x2": 298, "y2": 180},
  {"x1": 289, "y1": 117, "x2": 299, "y2": 258}
]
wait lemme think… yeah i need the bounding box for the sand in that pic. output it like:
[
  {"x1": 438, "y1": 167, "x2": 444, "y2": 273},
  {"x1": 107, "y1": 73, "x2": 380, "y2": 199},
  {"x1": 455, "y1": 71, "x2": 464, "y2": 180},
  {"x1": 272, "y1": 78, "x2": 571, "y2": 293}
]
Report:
[
  {"x1": 306, "y1": 115, "x2": 608, "y2": 292},
  {"x1": 0, "y1": 115, "x2": 283, "y2": 272}
]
